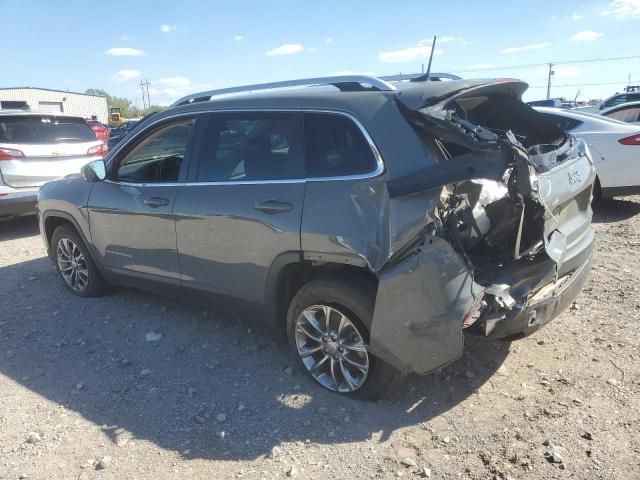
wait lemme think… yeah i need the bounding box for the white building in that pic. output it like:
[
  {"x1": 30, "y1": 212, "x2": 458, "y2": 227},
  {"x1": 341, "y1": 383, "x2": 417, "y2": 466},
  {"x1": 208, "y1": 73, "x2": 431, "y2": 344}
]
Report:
[{"x1": 0, "y1": 87, "x2": 108, "y2": 123}]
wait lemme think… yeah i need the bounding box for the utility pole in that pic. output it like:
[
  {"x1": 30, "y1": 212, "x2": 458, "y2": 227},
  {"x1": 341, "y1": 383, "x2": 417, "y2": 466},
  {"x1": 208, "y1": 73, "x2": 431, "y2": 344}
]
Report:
[
  {"x1": 139, "y1": 79, "x2": 151, "y2": 110},
  {"x1": 546, "y1": 63, "x2": 554, "y2": 100}
]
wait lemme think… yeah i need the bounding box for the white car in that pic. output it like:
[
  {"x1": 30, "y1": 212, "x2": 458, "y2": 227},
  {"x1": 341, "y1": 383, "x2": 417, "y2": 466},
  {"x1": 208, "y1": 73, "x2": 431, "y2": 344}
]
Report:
[
  {"x1": 600, "y1": 101, "x2": 640, "y2": 124},
  {"x1": 0, "y1": 111, "x2": 107, "y2": 218},
  {"x1": 535, "y1": 107, "x2": 640, "y2": 199}
]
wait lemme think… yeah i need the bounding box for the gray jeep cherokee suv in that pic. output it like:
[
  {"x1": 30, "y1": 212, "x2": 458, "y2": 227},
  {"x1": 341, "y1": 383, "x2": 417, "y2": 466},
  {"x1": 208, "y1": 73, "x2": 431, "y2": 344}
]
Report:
[{"x1": 38, "y1": 75, "x2": 595, "y2": 399}]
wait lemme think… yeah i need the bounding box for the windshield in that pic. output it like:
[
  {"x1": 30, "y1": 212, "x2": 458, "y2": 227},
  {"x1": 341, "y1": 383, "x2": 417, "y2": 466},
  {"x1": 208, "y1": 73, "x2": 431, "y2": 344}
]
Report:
[{"x1": 0, "y1": 115, "x2": 96, "y2": 144}]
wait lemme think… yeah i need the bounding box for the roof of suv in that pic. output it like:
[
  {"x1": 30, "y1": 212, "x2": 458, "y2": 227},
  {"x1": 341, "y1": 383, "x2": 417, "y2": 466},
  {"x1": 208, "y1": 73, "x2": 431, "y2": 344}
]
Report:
[{"x1": 161, "y1": 78, "x2": 505, "y2": 127}]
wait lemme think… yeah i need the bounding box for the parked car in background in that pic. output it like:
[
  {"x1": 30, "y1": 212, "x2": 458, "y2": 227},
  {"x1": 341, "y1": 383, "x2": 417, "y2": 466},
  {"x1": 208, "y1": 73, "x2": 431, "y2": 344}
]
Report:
[
  {"x1": 535, "y1": 107, "x2": 640, "y2": 199},
  {"x1": 106, "y1": 120, "x2": 139, "y2": 150},
  {"x1": 107, "y1": 113, "x2": 161, "y2": 150},
  {"x1": 38, "y1": 76, "x2": 595, "y2": 399},
  {"x1": 600, "y1": 101, "x2": 640, "y2": 124},
  {"x1": 598, "y1": 91, "x2": 640, "y2": 110},
  {"x1": 0, "y1": 111, "x2": 107, "y2": 218},
  {"x1": 85, "y1": 119, "x2": 110, "y2": 142}
]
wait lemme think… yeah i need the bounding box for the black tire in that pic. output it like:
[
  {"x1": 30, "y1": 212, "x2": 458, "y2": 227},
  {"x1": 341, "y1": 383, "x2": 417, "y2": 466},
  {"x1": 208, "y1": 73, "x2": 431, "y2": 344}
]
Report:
[
  {"x1": 286, "y1": 278, "x2": 402, "y2": 401},
  {"x1": 592, "y1": 176, "x2": 602, "y2": 205},
  {"x1": 51, "y1": 224, "x2": 107, "y2": 297}
]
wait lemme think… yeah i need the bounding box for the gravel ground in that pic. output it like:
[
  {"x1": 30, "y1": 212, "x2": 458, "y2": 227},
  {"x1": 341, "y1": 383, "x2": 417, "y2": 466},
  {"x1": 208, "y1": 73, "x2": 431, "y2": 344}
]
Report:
[{"x1": 1, "y1": 198, "x2": 639, "y2": 480}]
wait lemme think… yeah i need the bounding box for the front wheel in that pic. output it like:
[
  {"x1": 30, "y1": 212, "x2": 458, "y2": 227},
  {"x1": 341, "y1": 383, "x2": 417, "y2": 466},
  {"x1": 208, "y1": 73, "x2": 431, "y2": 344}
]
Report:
[
  {"x1": 51, "y1": 225, "x2": 107, "y2": 297},
  {"x1": 286, "y1": 279, "x2": 401, "y2": 400}
]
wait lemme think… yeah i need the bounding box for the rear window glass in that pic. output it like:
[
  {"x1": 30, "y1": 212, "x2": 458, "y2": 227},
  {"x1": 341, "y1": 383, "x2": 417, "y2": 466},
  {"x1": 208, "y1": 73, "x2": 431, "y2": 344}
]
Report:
[
  {"x1": 0, "y1": 116, "x2": 96, "y2": 144},
  {"x1": 304, "y1": 113, "x2": 377, "y2": 177},
  {"x1": 602, "y1": 93, "x2": 640, "y2": 109},
  {"x1": 540, "y1": 113, "x2": 583, "y2": 132}
]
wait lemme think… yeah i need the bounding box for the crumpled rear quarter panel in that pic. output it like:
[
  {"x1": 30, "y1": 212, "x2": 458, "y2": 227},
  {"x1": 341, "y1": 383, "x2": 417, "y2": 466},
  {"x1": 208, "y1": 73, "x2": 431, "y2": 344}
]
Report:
[{"x1": 369, "y1": 236, "x2": 482, "y2": 375}]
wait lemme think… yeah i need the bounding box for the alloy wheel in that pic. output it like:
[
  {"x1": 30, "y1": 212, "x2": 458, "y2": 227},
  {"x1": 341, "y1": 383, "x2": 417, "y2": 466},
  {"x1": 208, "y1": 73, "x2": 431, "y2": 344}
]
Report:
[
  {"x1": 295, "y1": 305, "x2": 370, "y2": 393},
  {"x1": 56, "y1": 238, "x2": 89, "y2": 293}
]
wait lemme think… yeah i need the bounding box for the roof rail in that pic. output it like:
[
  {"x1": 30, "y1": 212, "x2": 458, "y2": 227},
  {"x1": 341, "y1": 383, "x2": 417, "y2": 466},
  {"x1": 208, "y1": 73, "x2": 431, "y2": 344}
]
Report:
[
  {"x1": 380, "y1": 72, "x2": 462, "y2": 82},
  {"x1": 172, "y1": 75, "x2": 397, "y2": 106}
]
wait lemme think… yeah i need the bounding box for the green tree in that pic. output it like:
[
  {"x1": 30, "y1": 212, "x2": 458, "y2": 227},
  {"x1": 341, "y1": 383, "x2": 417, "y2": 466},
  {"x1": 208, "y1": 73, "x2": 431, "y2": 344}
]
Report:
[
  {"x1": 85, "y1": 89, "x2": 135, "y2": 118},
  {"x1": 85, "y1": 89, "x2": 166, "y2": 119}
]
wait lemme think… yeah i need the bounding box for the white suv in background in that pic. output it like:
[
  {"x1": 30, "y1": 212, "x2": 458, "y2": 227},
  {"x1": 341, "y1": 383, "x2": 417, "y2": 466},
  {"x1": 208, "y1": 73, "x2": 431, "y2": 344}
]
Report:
[{"x1": 0, "y1": 111, "x2": 106, "y2": 218}]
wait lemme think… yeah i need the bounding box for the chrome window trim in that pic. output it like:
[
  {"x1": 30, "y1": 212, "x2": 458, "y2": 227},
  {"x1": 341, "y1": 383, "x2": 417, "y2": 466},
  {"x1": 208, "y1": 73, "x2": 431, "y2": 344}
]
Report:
[{"x1": 106, "y1": 108, "x2": 386, "y2": 187}]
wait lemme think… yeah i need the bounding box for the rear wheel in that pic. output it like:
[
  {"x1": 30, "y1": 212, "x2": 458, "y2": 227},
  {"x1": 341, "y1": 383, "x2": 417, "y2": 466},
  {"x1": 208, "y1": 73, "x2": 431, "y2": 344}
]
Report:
[
  {"x1": 51, "y1": 225, "x2": 107, "y2": 297},
  {"x1": 286, "y1": 279, "x2": 401, "y2": 400},
  {"x1": 592, "y1": 176, "x2": 602, "y2": 204}
]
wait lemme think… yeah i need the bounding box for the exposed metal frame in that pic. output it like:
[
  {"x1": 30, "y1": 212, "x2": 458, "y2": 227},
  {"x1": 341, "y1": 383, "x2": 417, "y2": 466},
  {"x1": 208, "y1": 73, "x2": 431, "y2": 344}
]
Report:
[
  {"x1": 172, "y1": 75, "x2": 398, "y2": 107},
  {"x1": 105, "y1": 108, "x2": 386, "y2": 189}
]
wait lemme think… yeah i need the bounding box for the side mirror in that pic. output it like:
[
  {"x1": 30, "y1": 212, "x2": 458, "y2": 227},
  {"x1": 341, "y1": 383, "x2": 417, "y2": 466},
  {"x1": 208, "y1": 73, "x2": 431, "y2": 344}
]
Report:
[{"x1": 82, "y1": 159, "x2": 107, "y2": 183}]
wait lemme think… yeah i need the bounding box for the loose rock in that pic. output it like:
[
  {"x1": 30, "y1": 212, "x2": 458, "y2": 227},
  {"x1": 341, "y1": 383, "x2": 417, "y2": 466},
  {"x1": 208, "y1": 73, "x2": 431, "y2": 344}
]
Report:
[
  {"x1": 95, "y1": 456, "x2": 112, "y2": 470},
  {"x1": 286, "y1": 465, "x2": 298, "y2": 477},
  {"x1": 145, "y1": 332, "x2": 162, "y2": 342}
]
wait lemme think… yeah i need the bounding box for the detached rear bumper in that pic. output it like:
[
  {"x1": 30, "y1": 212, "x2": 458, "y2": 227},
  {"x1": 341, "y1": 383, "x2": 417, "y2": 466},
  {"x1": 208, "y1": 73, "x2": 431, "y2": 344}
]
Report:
[
  {"x1": 484, "y1": 239, "x2": 593, "y2": 338},
  {"x1": 0, "y1": 192, "x2": 38, "y2": 217}
]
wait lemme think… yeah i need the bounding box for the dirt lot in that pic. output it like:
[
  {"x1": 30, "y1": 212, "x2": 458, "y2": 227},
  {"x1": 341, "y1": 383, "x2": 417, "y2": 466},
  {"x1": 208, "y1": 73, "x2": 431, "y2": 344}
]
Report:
[{"x1": 1, "y1": 199, "x2": 639, "y2": 480}]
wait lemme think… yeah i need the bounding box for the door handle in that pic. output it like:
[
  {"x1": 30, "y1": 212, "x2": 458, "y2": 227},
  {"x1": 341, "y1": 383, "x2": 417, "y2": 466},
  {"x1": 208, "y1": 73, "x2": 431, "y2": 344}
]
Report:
[
  {"x1": 144, "y1": 197, "x2": 170, "y2": 208},
  {"x1": 254, "y1": 200, "x2": 293, "y2": 214}
]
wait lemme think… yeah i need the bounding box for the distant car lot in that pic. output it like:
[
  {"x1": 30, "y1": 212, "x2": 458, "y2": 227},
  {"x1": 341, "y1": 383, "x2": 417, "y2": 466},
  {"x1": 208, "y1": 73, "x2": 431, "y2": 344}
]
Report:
[{"x1": 535, "y1": 107, "x2": 640, "y2": 199}]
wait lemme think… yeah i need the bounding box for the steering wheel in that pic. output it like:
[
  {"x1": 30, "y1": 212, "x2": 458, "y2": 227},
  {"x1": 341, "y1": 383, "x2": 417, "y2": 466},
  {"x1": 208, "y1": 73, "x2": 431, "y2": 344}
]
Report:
[{"x1": 155, "y1": 155, "x2": 182, "y2": 181}]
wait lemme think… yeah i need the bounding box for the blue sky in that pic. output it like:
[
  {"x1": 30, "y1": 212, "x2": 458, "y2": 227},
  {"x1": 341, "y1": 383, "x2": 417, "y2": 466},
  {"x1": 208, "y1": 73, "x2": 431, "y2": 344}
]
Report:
[{"x1": 3, "y1": 0, "x2": 640, "y2": 105}]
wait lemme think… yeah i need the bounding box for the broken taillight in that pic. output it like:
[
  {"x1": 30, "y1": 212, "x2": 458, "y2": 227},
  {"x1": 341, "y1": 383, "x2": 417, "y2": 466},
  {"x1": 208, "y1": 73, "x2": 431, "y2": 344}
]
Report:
[{"x1": 618, "y1": 134, "x2": 640, "y2": 145}]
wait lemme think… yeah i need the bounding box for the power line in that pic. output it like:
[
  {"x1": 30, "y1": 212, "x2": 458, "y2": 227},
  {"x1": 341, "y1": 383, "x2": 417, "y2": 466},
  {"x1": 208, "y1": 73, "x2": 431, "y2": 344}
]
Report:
[
  {"x1": 449, "y1": 55, "x2": 640, "y2": 74},
  {"x1": 528, "y1": 80, "x2": 640, "y2": 89}
]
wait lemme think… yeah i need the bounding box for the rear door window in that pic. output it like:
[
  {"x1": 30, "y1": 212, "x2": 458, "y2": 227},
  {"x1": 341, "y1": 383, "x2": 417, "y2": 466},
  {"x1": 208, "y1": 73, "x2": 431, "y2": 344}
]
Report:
[
  {"x1": 303, "y1": 113, "x2": 377, "y2": 177},
  {"x1": 0, "y1": 116, "x2": 96, "y2": 144},
  {"x1": 195, "y1": 112, "x2": 303, "y2": 182}
]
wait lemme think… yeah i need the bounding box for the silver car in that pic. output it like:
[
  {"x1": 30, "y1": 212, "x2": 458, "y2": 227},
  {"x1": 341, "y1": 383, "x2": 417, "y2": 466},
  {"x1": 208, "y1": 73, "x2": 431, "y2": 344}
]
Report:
[{"x1": 0, "y1": 111, "x2": 106, "y2": 218}]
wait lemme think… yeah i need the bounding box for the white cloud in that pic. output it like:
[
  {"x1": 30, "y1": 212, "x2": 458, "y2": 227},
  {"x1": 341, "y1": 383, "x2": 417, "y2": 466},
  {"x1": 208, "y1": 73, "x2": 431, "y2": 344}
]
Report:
[
  {"x1": 601, "y1": 0, "x2": 640, "y2": 18},
  {"x1": 571, "y1": 30, "x2": 604, "y2": 41},
  {"x1": 501, "y1": 42, "x2": 551, "y2": 53},
  {"x1": 160, "y1": 24, "x2": 177, "y2": 33},
  {"x1": 111, "y1": 69, "x2": 142, "y2": 82},
  {"x1": 571, "y1": 13, "x2": 583, "y2": 20},
  {"x1": 324, "y1": 37, "x2": 333, "y2": 44},
  {"x1": 156, "y1": 76, "x2": 192, "y2": 87},
  {"x1": 105, "y1": 47, "x2": 144, "y2": 57},
  {"x1": 266, "y1": 44, "x2": 304, "y2": 56},
  {"x1": 120, "y1": 34, "x2": 133, "y2": 41},
  {"x1": 378, "y1": 38, "x2": 443, "y2": 63},
  {"x1": 233, "y1": 35, "x2": 244, "y2": 41},
  {"x1": 466, "y1": 63, "x2": 496, "y2": 70}
]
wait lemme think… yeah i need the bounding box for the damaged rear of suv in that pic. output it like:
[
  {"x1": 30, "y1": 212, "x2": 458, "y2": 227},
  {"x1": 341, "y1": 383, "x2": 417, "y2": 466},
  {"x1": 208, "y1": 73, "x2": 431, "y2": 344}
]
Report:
[
  {"x1": 39, "y1": 75, "x2": 594, "y2": 400},
  {"x1": 367, "y1": 79, "x2": 595, "y2": 384}
]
